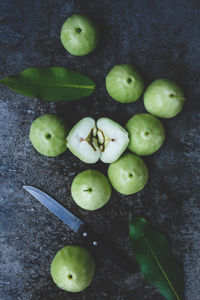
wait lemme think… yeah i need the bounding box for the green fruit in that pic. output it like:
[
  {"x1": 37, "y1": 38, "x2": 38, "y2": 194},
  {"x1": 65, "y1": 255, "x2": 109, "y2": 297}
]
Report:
[
  {"x1": 71, "y1": 170, "x2": 111, "y2": 210},
  {"x1": 60, "y1": 14, "x2": 99, "y2": 56},
  {"x1": 126, "y1": 113, "x2": 165, "y2": 156},
  {"x1": 144, "y1": 78, "x2": 185, "y2": 118},
  {"x1": 105, "y1": 64, "x2": 144, "y2": 103},
  {"x1": 29, "y1": 114, "x2": 68, "y2": 157},
  {"x1": 66, "y1": 117, "x2": 129, "y2": 164},
  {"x1": 51, "y1": 245, "x2": 95, "y2": 293},
  {"x1": 108, "y1": 153, "x2": 148, "y2": 195}
]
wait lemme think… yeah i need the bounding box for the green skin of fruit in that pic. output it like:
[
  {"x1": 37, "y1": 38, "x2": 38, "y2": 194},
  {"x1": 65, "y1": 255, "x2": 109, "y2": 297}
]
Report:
[
  {"x1": 126, "y1": 113, "x2": 165, "y2": 156},
  {"x1": 71, "y1": 169, "x2": 112, "y2": 210},
  {"x1": 51, "y1": 245, "x2": 95, "y2": 293},
  {"x1": 60, "y1": 14, "x2": 99, "y2": 56},
  {"x1": 108, "y1": 153, "x2": 148, "y2": 195},
  {"x1": 144, "y1": 78, "x2": 185, "y2": 118},
  {"x1": 106, "y1": 64, "x2": 145, "y2": 103},
  {"x1": 29, "y1": 114, "x2": 68, "y2": 157}
]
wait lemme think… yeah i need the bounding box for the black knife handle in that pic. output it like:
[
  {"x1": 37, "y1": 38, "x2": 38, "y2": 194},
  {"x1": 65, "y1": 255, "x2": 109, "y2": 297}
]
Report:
[{"x1": 79, "y1": 224, "x2": 138, "y2": 273}]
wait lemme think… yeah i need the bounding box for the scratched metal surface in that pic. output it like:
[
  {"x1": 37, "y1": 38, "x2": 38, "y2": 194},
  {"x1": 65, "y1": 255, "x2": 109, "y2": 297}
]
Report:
[{"x1": 0, "y1": 0, "x2": 200, "y2": 299}]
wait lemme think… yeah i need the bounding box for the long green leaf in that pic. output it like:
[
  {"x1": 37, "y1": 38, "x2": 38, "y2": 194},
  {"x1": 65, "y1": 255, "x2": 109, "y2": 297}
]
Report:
[
  {"x1": 129, "y1": 215, "x2": 184, "y2": 300},
  {"x1": 0, "y1": 67, "x2": 95, "y2": 102}
]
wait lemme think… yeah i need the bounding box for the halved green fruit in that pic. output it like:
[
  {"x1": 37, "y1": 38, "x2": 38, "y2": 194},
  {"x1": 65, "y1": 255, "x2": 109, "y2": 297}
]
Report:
[{"x1": 66, "y1": 117, "x2": 129, "y2": 163}]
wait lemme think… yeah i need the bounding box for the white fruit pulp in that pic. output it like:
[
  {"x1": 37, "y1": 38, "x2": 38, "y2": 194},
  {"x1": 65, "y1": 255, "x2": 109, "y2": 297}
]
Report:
[
  {"x1": 97, "y1": 118, "x2": 129, "y2": 163},
  {"x1": 66, "y1": 117, "x2": 100, "y2": 163},
  {"x1": 66, "y1": 117, "x2": 129, "y2": 164}
]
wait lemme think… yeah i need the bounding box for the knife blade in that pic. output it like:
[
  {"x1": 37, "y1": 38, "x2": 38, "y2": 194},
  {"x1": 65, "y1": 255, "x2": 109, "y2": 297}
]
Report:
[
  {"x1": 23, "y1": 186, "x2": 84, "y2": 232},
  {"x1": 23, "y1": 185, "x2": 138, "y2": 273}
]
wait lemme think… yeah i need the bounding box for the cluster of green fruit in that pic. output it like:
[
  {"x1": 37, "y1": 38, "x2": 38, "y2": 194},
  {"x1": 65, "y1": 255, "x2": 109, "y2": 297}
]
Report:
[
  {"x1": 29, "y1": 112, "x2": 164, "y2": 209},
  {"x1": 60, "y1": 14, "x2": 184, "y2": 111},
  {"x1": 30, "y1": 14, "x2": 185, "y2": 293},
  {"x1": 30, "y1": 97, "x2": 183, "y2": 211}
]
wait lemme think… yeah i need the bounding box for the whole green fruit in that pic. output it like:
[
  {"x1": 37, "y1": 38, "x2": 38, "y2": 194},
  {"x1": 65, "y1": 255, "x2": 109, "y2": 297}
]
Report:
[
  {"x1": 126, "y1": 113, "x2": 165, "y2": 156},
  {"x1": 71, "y1": 169, "x2": 111, "y2": 210},
  {"x1": 51, "y1": 245, "x2": 95, "y2": 292},
  {"x1": 105, "y1": 64, "x2": 144, "y2": 103},
  {"x1": 29, "y1": 114, "x2": 68, "y2": 157},
  {"x1": 60, "y1": 14, "x2": 99, "y2": 56},
  {"x1": 108, "y1": 153, "x2": 148, "y2": 195},
  {"x1": 144, "y1": 78, "x2": 185, "y2": 118}
]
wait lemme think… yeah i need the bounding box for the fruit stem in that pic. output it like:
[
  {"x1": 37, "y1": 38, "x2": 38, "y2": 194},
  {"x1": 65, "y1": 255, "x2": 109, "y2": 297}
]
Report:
[
  {"x1": 169, "y1": 94, "x2": 186, "y2": 101},
  {"x1": 84, "y1": 188, "x2": 92, "y2": 192}
]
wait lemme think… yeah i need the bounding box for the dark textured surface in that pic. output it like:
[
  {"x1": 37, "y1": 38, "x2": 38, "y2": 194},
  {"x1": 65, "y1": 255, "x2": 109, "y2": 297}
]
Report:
[{"x1": 0, "y1": 0, "x2": 200, "y2": 299}]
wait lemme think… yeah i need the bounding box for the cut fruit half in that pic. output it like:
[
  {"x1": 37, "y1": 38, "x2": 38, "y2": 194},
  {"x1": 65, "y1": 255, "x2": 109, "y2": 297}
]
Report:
[{"x1": 66, "y1": 117, "x2": 129, "y2": 164}]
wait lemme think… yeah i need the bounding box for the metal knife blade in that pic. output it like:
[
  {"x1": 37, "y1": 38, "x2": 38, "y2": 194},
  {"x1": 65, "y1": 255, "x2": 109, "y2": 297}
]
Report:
[
  {"x1": 23, "y1": 185, "x2": 138, "y2": 273},
  {"x1": 23, "y1": 186, "x2": 84, "y2": 233}
]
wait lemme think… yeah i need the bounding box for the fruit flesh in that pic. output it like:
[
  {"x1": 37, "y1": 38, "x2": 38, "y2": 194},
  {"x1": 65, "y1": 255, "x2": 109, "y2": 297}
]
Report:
[
  {"x1": 60, "y1": 14, "x2": 99, "y2": 56},
  {"x1": 106, "y1": 64, "x2": 144, "y2": 103},
  {"x1": 144, "y1": 78, "x2": 184, "y2": 118},
  {"x1": 126, "y1": 113, "x2": 165, "y2": 156},
  {"x1": 66, "y1": 117, "x2": 100, "y2": 163},
  {"x1": 51, "y1": 245, "x2": 95, "y2": 292},
  {"x1": 108, "y1": 153, "x2": 149, "y2": 195},
  {"x1": 97, "y1": 118, "x2": 129, "y2": 163},
  {"x1": 29, "y1": 114, "x2": 68, "y2": 157},
  {"x1": 66, "y1": 117, "x2": 129, "y2": 164},
  {"x1": 71, "y1": 169, "x2": 111, "y2": 210}
]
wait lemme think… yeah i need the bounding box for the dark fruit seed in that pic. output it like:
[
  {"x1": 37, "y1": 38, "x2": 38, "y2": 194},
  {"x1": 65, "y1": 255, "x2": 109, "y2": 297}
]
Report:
[
  {"x1": 127, "y1": 78, "x2": 132, "y2": 84},
  {"x1": 68, "y1": 274, "x2": 73, "y2": 280},
  {"x1": 129, "y1": 173, "x2": 133, "y2": 177},
  {"x1": 76, "y1": 28, "x2": 82, "y2": 33},
  {"x1": 145, "y1": 132, "x2": 149, "y2": 136}
]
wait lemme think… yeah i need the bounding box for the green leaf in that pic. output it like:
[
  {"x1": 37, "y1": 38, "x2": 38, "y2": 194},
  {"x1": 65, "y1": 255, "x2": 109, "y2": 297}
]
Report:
[
  {"x1": 0, "y1": 67, "x2": 96, "y2": 102},
  {"x1": 129, "y1": 215, "x2": 184, "y2": 300}
]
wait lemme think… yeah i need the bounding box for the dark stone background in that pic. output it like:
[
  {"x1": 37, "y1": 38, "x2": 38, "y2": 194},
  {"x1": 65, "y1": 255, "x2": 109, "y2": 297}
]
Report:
[{"x1": 0, "y1": 0, "x2": 199, "y2": 299}]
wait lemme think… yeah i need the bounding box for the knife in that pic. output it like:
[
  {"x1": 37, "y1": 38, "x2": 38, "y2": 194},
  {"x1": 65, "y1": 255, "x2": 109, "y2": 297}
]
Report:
[{"x1": 23, "y1": 185, "x2": 138, "y2": 273}]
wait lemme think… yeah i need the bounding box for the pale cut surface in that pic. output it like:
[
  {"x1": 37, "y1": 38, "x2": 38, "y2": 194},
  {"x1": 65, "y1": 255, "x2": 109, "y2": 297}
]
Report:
[
  {"x1": 66, "y1": 117, "x2": 100, "y2": 163},
  {"x1": 97, "y1": 118, "x2": 130, "y2": 163}
]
